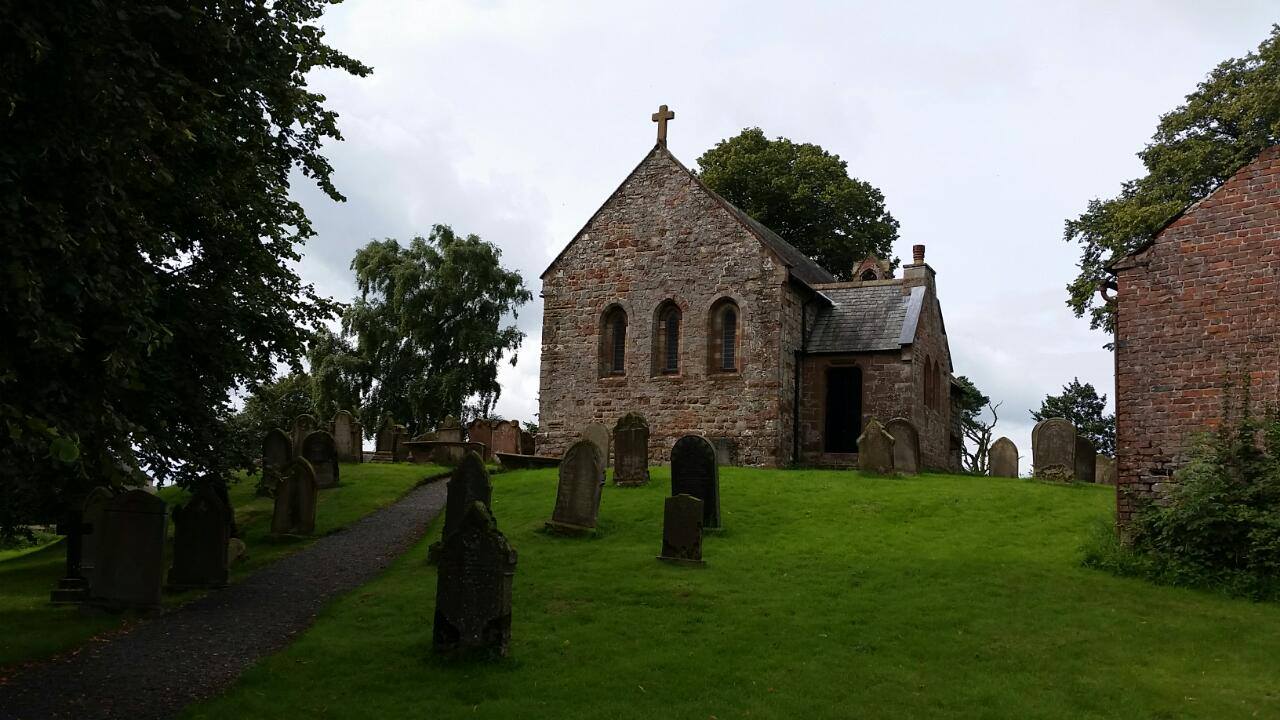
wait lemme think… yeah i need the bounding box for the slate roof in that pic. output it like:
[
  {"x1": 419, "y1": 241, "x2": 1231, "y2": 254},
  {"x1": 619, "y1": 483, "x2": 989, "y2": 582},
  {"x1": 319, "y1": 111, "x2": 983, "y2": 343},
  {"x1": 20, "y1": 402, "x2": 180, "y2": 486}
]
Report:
[{"x1": 806, "y1": 284, "x2": 925, "y2": 353}]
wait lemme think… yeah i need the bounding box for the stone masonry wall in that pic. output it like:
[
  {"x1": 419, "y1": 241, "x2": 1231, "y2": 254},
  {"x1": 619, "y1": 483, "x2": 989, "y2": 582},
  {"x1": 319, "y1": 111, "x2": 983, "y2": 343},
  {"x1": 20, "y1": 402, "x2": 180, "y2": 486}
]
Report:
[
  {"x1": 1114, "y1": 146, "x2": 1280, "y2": 525},
  {"x1": 906, "y1": 276, "x2": 954, "y2": 469}
]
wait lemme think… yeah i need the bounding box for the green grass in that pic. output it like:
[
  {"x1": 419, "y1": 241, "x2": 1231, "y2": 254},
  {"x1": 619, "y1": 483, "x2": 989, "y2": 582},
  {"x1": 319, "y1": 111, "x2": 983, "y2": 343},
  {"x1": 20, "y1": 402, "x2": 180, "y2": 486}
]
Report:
[
  {"x1": 0, "y1": 462, "x2": 444, "y2": 671},
  {"x1": 183, "y1": 468, "x2": 1280, "y2": 720}
]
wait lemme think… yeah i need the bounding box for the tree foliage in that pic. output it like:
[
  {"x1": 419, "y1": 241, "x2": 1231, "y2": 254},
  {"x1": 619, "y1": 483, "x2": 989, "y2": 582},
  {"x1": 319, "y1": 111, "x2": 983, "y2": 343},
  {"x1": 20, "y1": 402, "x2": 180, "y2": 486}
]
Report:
[
  {"x1": 953, "y1": 376, "x2": 1000, "y2": 474},
  {"x1": 1031, "y1": 379, "x2": 1116, "y2": 456},
  {"x1": 1066, "y1": 26, "x2": 1280, "y2": 334},
  {"x1": 308, "y1": 327, "x2": 367, "y2": 420},
  {"x1": 697, "y1": 128, "x2": 900, "y2": 279},
  {"x1": 0, "y1": 1, "x2": 367, "y2": 538},
  {"x1": 344, "y1": 226, "x2": 531, "y2": 437}
]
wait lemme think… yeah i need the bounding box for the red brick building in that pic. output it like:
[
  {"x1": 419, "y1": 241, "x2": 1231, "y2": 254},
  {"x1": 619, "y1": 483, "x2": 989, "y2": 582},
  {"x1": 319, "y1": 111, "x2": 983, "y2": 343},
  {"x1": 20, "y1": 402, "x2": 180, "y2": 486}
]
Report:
[
  {"x1": 538, "y1": 135, "x2": 956, "y2": 467},
  {"x1": 1109, "y1": 146, "x2": 1280, "y2": 524}
]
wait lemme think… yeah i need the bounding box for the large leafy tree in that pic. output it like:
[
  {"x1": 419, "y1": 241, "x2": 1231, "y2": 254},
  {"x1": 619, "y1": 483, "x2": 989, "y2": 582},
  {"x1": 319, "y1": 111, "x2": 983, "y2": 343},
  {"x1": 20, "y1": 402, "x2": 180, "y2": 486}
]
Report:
[
  {"x1": 345, "y1": 226, "x2": 532, "y2": 437},
  {"x1": 697, "y1": 128, "x2": 900, "y2": 279},
  {"x1": 0, "y1": 2, "x2": 368, "y2": 538},
  {"x1": 1066, "y1": 26, "x2": 1280, "y2": 334},
  {"x1": 308, "y1": 327, "x2": 368, "y2": 420},
  {"x1": 1031, "y1": 379, "x2": 1117, "y2": 456}
]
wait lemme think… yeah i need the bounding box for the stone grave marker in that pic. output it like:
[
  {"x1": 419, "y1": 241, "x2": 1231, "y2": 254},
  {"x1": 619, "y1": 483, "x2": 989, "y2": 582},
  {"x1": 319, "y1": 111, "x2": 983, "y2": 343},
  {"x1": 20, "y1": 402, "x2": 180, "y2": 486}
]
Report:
[
  {"x1": 1033, "y1": 418, "x2": 1077, "y2": 481},
  {"x1": 271, "y1": 457, "x2": 318, "y2": 536},
  {"x1": 292, "y1": 413, "x2": 316, "y2": 454},
  {"x1": 857, "y1": 419, "x2": 896, "y2": 475},
  {"x1": 80, "y1": 486, "x2": 116, "y2": 582},
  {"x1": 437, "y1": 416, "x2": 464, "y2": 444},
  {"x1": 91, "y1": 489, "x2": 168, "y2": 610},
  {"x1": 262, "y1": 428, "x2": 292, "y2": 487},
  {"x1": 392, "y1": 424, "x2": 410, "y2": 462},
  {"x1": 657, "y1": 494, "x2": 705, "y2": 566},
  {"x1": 520, "y1": 430, "x2": 536, "y2": 455},
  {"x1": 467, "y1": 420, "x2": 494, "y2": 460},
  {"x1": 612, "y1": 413, "x2": 650, "y2": 486},
  {"x1": 302, "y1": 430, "x2": 340, "y2": 489},
  {"x1": 376, "y1": 418, "x2": 396, "y2": 453},
  {"x1": 1075, "y1": 437, "x2": 1098, "y2": 483},
  {"x1": 429, "y1": 452, "x2": 493, "y2": 563},
  {"x1": 332, "y1": 410, "x2": 357, "y2": 462},
  {"x1": 989, "y1": 437, "x2": 1019, "y2": 478},
  {"x1": 583, "y1": 422, "x2": 611, "y2": 467},
  {"x1": 433, "y1": 501, "x2": 517, "y2": 660},
  {"x1": 671, "y1": 435, "x2": 720, "y2": 530},
  {"x1": 884, "y1": 418, "x2": 921, "y2": 475},
  {"x1": 545, "y1": 440, "x2": 605, "y2": 534},
  {"x1": 168, "y1": 486, "x2": 232, "y2": 589},
  {"x1": 490, "y1": 420, "x2": 522, "y2": 457},
  {"x1": 1095, "y1": 455, "x2": 1117, "y2": 485}
]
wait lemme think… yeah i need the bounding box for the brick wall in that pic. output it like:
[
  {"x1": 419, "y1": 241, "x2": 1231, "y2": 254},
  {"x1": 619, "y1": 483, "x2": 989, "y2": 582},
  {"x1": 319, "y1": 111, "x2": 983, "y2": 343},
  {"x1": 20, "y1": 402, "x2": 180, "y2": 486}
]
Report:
[{"x1": 1113, "y1": 146, "x2": 1280, "y2": 525}]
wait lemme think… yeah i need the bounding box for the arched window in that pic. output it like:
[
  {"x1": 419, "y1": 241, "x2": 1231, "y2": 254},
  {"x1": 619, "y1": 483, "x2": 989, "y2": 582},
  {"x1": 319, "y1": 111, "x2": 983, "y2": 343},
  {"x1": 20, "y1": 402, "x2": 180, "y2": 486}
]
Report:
[
  {"x1": 708, "y1": 299, "x2": 741, "y2": 373},
  {"x1": 861, "y1": 269, "x2": 879, "y2": 281},
  {"x1": 653, "y1": 301, "x2": 681, "y2": 375},
  {"x1": 599, "y1": 306, "x2": 627, "y2": 377}
]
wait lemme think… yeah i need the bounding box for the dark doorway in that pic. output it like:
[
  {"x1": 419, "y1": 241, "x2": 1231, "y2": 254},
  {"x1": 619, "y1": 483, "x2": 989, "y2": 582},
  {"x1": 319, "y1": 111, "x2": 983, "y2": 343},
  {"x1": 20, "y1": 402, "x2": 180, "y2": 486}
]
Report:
[{"x1": 824, "y1": 366, "x2": 863, "y2": 453}]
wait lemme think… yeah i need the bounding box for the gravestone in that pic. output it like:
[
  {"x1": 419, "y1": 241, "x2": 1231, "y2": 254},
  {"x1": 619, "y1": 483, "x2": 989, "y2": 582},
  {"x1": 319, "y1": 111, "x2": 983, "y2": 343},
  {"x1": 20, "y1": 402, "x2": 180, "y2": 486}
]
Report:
[
  {"x1": 612, "y1": 413, "x2": 650, "y2": 486},
  {"x1": 1033, "y1": 418, "x2": 1077, "y2": 481},
  {"x1": 671, "y1": 435, "x2": 720, "y2": 530},
  {"x1": 271, "y1": 458, "x2": 318, "y2": 536},
  {"x1": 437, "y1": 416, "x2": 464, "y2": 444},
  {"x1": 376, "y1": 419, "x2": 396, "y2": 453},
  {"x1": 92, "y1": 489, "x2": 168, "y2": 610},
  {"x1": 1074, "y1": 437, "x2": 1097, "y2": 484},
  {"x1": 711, "y1": 438, "x2": 738, "y2": 467},
  {"x1": 582, "y1": 422, "x2": 611, "y2": 467},
  {"x1": 657, "y1": 494, "x2": 705, "y2": 566},
  {"x1": 989, "y1": 437, "x2": 1019, "y2": 478},
  {"x1": 292, "y1": 413, "x2": 317, "y2": 454},
  {"x1": 490, "y1": 420, "x2": 522, "y2": 457},
  {"x1": 545, "y1": 440, "x2": 605, "y2": 533},
  {"x1": 467, "y1": 420, "x2": 494, "y2": 460},
  {"x1": 332, "y1": 411, "x2": 357, "y2": 462},
  {"x1": 168, "y1": 486, "x2": 231, "y2": 589},
  {"x1": 262, "y1": 428, "x2": 292, "y2": 490},
  {"x1": 352, "y1": 420, "x2": 364, "y2": 463},
  {"x1": 392, "y1": 424, "x2": 411, "y2": 462},
  {"x1": 884, "y1": 418, "x2": 921, "y2": 475},
  {"x1": 857, "y1": 419, "x2": 896, "y2": 475},
  {"x1": 302, "y1": 430, "x2": 340, "y2": 489},
  {"x1": 429, "y1": 452, "x2": 494, "y2": 563},
  {"x1": 1096, "y1": 455, "x2": 1117, "y2": 485},
  {"x1": 80, "y1": 486, "x2": 116, "y2": 581},
  {"x1": 433, "y1": 501, "x2": 517, "y2": 660},
  {"x1": 520, "y1": 431, "x2": 536, "y2": 455}
]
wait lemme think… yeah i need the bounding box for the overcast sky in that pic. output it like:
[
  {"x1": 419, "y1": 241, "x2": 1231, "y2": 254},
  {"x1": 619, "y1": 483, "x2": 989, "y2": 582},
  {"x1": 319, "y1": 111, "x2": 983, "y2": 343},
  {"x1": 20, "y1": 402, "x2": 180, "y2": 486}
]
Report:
[{"x1": 291, "y1": 1, "x2": 1277, "y2": 469}]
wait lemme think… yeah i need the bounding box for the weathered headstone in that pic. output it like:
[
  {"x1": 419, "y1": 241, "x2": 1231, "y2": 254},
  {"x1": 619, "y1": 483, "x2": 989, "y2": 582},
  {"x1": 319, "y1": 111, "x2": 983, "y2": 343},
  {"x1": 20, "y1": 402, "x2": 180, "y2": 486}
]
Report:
[
  {"x1": 671, "y1": 435, "x2": 720, "y2": 530},
  {"x1": 989, "y1": 437, "x2": 1019, "y2": 478},
  {"x1": 884, "y1": 418, "x2": 921, "y2": 475},
  {"x1": 392, "y1": 424, "x2": 411, "y2": 462},
  {"x1": 612, "y1": 413, "x2": 650, "y2": 486},
  {"x1": 429, "y1": 452, "x2": 494, "y2": 563},
  {"x1": 1095, "y1": 455, "x2": 1117, "y2": 485},
  {"x1": 262, "y1": 428, "x2": 292, "y2": 487},
  {"x1": 292, "y1": 413, "x2": 317, "y2": 454},
  {"x1": 1075, "y1": 436, "x2": 1098, "y2": 484},
  {"x1": 80, "y1": 486, "x2": 116, "y2": 581},
  {"x1": 857, "y1": 418, "x2": 896, "y2": 475},
  {"x1": 490, "y1": 420, "x2": 522, "y2": 457},
  {"x1": 271, "y1": 458, "x2": 318, "y2": 536},
  {"x1": 302, "y1": 430, "x2": 340, "y2": 489},
  {"x1": 467, "y1": 420, "x2": 494, "y2": 460},
  {"x1": 1033, "y1": 418, "x2": 1077, "y2": 482},
  {"x1": 433, "y1": 501, "x2": 517, "y2": 660},
  {"x1": 332, "y1": 411, "x2": 357, "y2": 462},
  {"x1": 711, "y1": 438, "x2": 738, "y2": 467},
  {"x1": 545, "y1": 440, "x2": 605, "y2": 533},
  {"x1": 582, "y1": 422, "x2": 611, "y2": 467},
  {"x1": 168, "y1": 486, "x2": 232, "y2": 589},
  {"x1": 657, "y1": 494, "x2": 705, "y2": 566},
  {"x1": 376, "y1": 418, "x2": 396, "y2": 453},
  {"x1": 92, "y1": 489, "x2": 168, "y2": 610},
  {"x1": 437, "y1": 416, "x2": 464, "y2": 444},
  {"x1": 520, "y1": 430, "x2": 536, "y2": 456}
]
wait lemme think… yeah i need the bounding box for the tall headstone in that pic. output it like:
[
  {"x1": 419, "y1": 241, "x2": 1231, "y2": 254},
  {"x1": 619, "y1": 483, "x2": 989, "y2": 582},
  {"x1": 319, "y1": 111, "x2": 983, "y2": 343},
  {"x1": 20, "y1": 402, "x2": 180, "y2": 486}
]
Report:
[
  {"x1": 582, "y1": 422, "x2": 611, "y2": 467},
  {"x1": 467, "y1": 420, "x2": 494, "y2": 460},
  {"x1": 1074, "y1": 437, "x2": 1098, "y2": 484},
  {"x1": 857, "y1": 419, "x2": 896, "y2": 475},
  {"x1": 612, "y1": 413, "x2": 650, "y2": 486},
  {"x1": 292, "y1": 413, "x2": 316, "y2": 454},
  {"x1": 302, "y1": 430, "x2": 340, "y2": 489},
  {"x1": 442, "y1": 452, "x2": 494, "y2": 540},
  {"x1": 168, "y1": 486, "x2": 231, "y2": 589},
  {"x1": 376, "y1": 418, "x2": 396, "y2": 453},
  {"x1": 1033, "y1": 418, "x2": 1077, "y2": 482},
  {"x1": 271, "y1": 457, "x2": 318, "y2": 536},
  {"x1": 433, "y1": 501, "x2": 517, "y2": 660},
  {"x1": 92, "y1": 489, "x2": 168, "y2": 610},
  {"x1": 545, "y1": 440, "x2": 605, "y2": 533},
  {"x1": 80, "y1": 486, "x2": 116, "y2": 581},
  {"x1": 1095, "y1": 455, "x2": 1117, "y2": 485},
  {"x1": 657, "y1": 494, "x2": 705, "y2": 566},
  {"x1": 884, "y1": 418, "x2": 921, "y2": 475},
  {"x1": 671, "y1": 435, "x2": 720, "y2": 530},
  {"x1": 437, "y1": 416, "x2": 464, "y2": 444},
  {"x1": 490, "y1": 420, "x2": 522, "y2": 457},
  {"x1": 262, "y1": 428, "x2": 292, "y2": 489},
  {"x1": 989, "y1": 437, "x2": 1019, "y2": 478},
  {"x1": 332, "y1": 411, "x2": 357, "y2": 462}
]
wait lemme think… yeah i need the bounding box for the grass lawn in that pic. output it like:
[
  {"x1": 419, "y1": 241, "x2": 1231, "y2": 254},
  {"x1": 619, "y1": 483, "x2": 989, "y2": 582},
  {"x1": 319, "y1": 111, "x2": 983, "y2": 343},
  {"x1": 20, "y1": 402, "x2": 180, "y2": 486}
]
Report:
[
  {"x1": 0, "y1": 462, "x2": 445, "y2": 671},
  {"x1": 185, "y1": 468, "x2": 1280, "y2": 720}
]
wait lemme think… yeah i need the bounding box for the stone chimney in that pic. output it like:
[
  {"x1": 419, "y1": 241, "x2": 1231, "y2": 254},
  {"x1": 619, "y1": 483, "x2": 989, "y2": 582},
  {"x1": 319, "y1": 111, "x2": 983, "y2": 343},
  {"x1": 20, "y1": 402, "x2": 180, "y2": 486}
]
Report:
[
  {"x1": 912, "y1": 244, "x2": 925, "y2": 265},
  {"x1": 902, "y1": 243, "x2": 935, "y2": 292}
]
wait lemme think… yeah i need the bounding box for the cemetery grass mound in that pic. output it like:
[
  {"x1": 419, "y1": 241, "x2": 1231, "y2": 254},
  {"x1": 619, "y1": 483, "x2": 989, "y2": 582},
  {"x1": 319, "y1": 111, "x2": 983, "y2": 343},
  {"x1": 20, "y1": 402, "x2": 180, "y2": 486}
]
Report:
[
  {"x1": 185, "y1": 468, "x2": 1280, "y2": 720},
  {"x1": 0, "y1": 462, "x2": 445, "y2": 671}
]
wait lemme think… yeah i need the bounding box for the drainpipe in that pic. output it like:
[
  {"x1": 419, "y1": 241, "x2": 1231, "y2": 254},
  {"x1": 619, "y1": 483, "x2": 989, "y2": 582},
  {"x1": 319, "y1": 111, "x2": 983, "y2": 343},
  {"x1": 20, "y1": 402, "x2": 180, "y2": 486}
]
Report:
[{"x1": 793, "y1": 295, "x2": 812, "y2": 465}]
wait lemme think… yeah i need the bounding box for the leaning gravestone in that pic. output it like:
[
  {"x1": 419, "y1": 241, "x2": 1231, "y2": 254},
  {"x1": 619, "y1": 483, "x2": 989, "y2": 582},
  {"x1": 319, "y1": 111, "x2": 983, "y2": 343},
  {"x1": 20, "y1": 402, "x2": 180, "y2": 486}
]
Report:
[
  {"x1": 292, "y1": 414, "x2": 317, "y2": 454},
  {"x1": 657, "y1": 494, "x2": 705, "y2": 566},
  {"x1": 332, "y1": 411, "x2": 356, "y2": 462},
  {"x1": 884, "y1": 418, "x2": 921, "y2": 475},
  {"x1": 1075, "y1": 437, "x2": 1098, "y2": 484},
  {"x1": 612, "y1": 413, "x2": 650, "y2": 486},
  {"x1": 428, "y1": 452, "x2": 494, "y2": 564},
  {"x1": 1033, "y1": 418, "x2": 1077, "y2": 482},
  {"x1": 168, "y1": 486, "x2": 232, "y2": 589},
  {"x1": 302, "y1": 430, "x2": 341, "y2": 489},
  {"x1": 857, "y1": 419, "x2": 896, "y2": 475},
  {"x1": 989, "y1": 437, "x2": 1019, "y2": 478},
  {"x1": 1096, "y1": 455, "x2": 1117, "y2": 485},
  {"x1": 433, "y1": 501, "x2": 517, "y2": 659},
  {"x1": 271, "y1": 457, "x2": 318, "y2": 536},
  {"x1": 92, "y1": 489, "x2": 168, "y2": 610},
  {"x1": 80, "y1": 486, "x2": 116, "y2": 582},
  {"x1": 545, "y1": 440, "x2": 605, "y2": 533},
  {"x1": 671, "y1": 435, "x2": 720, "y2": 530},
  {"x1": 582, "y1": 422, "x2": 611, "y2": 467}
]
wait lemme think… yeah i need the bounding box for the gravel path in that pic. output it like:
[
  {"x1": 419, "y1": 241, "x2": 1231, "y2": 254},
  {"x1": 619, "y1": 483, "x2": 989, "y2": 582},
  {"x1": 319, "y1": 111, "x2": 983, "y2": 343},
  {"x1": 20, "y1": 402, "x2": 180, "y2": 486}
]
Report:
[{"x1": 0, "y1": 479, "x2": 448, "y2": 720}]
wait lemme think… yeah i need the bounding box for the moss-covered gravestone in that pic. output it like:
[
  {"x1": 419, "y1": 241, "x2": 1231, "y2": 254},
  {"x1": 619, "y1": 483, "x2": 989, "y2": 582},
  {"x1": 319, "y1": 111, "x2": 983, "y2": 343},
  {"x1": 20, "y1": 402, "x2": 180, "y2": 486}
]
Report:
[
  {"x1": 671, "y1": 435, "x2": 720, "y2": 530},
  {"x1": 545, "y1": 440, "x2": 604, "y2": 534},
  {"x1": 428, "y1": 452, "x2": 492, "y2": 564},
  {"x1": 885, "y1": 417, "x2": 921, "y2": 475},
  {"x1": 612, "y1": 413, "x2": 650, "y2": 486},
  {"x1": 1032, "y1": 418, "x2": 1076, "y2": 482},
  {"x1": 302, "y1": 430, "x2": 340, "y2": 489},
  {"x1": 433, "y1": 501, "x2": 517, "y2": 660},
  {"x1": 857, "y1": 419, "x2": 895, "y2": 475},
  {"x1": 168, "y1": 486, "x2": 231, "y2": 589}
]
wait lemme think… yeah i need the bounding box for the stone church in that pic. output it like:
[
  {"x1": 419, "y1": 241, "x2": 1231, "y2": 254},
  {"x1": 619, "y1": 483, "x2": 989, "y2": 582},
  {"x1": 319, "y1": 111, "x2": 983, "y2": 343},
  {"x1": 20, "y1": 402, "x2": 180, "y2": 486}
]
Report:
[{"x1": 538, "y1": 109, "x2": 957, "y2": 468}]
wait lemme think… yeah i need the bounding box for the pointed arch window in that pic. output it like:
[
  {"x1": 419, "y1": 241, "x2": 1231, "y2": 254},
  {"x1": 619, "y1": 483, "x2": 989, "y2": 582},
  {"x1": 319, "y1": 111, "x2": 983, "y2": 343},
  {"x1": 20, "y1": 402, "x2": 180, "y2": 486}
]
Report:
[
  {"x1": 709, "y1": 299, "x2": 741, "y2": 373},
  {"x1": 654, "y1": 301, "x2": 682, "y2": 375},
  {"x1": 600, "y1": 305, "x2": 627, "y2": 377}
]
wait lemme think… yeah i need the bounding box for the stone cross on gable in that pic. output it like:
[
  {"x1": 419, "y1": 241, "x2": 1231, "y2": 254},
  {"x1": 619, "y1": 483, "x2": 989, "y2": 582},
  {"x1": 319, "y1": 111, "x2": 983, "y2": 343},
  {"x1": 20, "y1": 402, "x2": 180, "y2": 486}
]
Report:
[{"x1": 651, "y1": 104, "x2": 675, "y2": 146}]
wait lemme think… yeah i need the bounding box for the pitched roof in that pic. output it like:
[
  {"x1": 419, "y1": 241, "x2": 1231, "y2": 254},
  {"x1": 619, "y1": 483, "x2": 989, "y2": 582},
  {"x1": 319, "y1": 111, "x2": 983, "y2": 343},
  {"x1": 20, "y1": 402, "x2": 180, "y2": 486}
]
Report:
[{"x1": 806, "y1": 284, "x2": 924, "y2": 353}]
